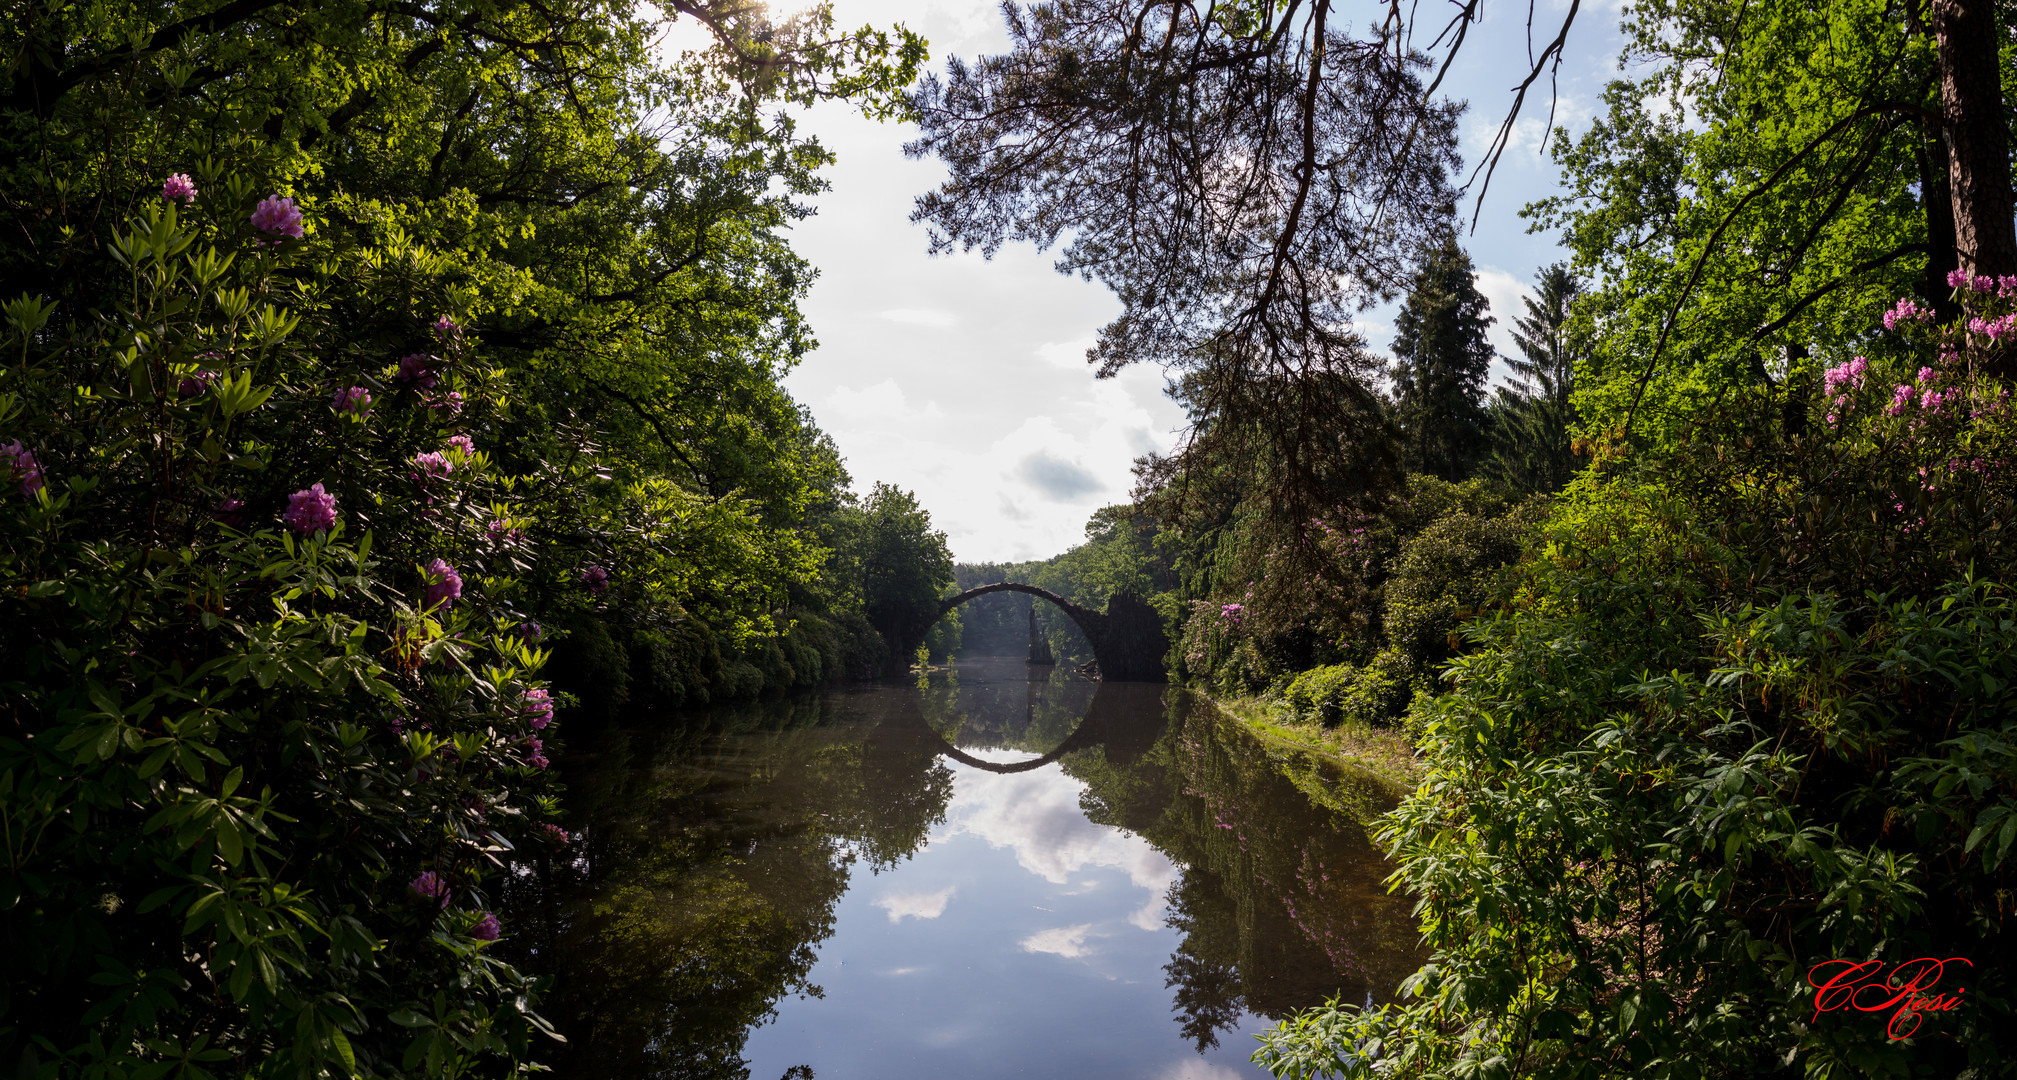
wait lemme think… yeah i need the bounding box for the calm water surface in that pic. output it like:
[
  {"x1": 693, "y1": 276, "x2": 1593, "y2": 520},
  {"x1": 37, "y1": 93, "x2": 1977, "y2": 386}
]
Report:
[{"x1": 510, "y1": 658, "x2": 1424, "y2": 1079}]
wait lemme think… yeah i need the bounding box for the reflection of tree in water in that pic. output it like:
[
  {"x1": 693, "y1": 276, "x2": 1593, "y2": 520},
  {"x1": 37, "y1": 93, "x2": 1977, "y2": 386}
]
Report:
[
  {"x1": 1064, "y1": 694, "x2": 1426, "y2": 1054},
  {"x1": 507, "y1": 669, "x2": 1422, "y2": 1076},
  {"x1": 917, "y1": 659, "x2": 1095, "y2": 753},
  {"x1": 504, "y1": 693, "x2": 955, "y2": 1079}
]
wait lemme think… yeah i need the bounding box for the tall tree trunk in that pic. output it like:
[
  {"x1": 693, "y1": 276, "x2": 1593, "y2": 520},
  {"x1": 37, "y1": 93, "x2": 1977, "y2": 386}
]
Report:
[
  {"x1": 1933, "y1": 0, "x2": 2017, "y2": 283},
  {"x1": 1915, "y1": 138, "x2": 1961, "y2": 322}
]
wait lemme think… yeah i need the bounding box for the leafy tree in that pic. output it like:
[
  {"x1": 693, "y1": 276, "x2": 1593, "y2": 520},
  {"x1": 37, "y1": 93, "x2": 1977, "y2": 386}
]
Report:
[
  {"x1": 905, "y1": 0, "x2": 1459, "y2": 519},
  {"x1": 833, "y1": 483, "x2": 955, "y2": 672},
  {"x1": 1486, "y1": 263, "x2": 1585, "y2": 494},
  {"x1": 1389, "y1": 238, "x2": 1495, "y2": 481},
  {"x1": 0, "y1": 0, "x2": 931, "y2": 1071}
]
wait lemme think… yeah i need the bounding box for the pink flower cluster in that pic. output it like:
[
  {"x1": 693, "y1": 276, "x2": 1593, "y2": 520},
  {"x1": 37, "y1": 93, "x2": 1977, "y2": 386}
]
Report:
[
  {"x1": 409, "y1": 871, "x2": 451, "y2": 907},
  {"x1": 581, "y1": 564, "x2": 609, "y2": 594},
  {"x1": 331, "y1": 385, "x2": 372, "y2": 415},
  {"x1": 1219, "y1": 602, "x2": 1244, "y2": 627},
  {"x1": 522, "y1": 688, "x2": 554, "y2": 729},
  {"x1": 1822, "y1": 356, "x2": 1867, "y2": 398},
  {"x1": 1, "y1": 441, "x2": 44, "y2": 496},
  {"x1": 471, "y1": 912, "x2": 501, "y2": 941},
  {"x1": 433, "y1": 315, "x2": 461, "y2": 337},
  {"x1": 413, "y1": 451, "x2": 453, "y2": 478},
  {"x1": 178, "y1": 368, "x2": 218, "y2": 397},
  {"x1": 1883, "y1": 298, "x2": 1929, "y2": 330},
  {"x1": 423, "y1": 558, "x2": 463, "y2": 609},
  {"x1": 1884, "y1": 367, "x2": 1958, "y2": 418},
  {"x1": 445, "y1": 434, "x2": 475, "y2": 457},
  {"x1": 424, "y1": 391, "x2": 464, "y2": 416},
  {"x1": 1969, "y1": 313, "x2": 2017, "y2": 341},
  {"x1": 250, "y1": 196, "x2": 304, "y2": 239},
  {"x1": 487, "y1": 518, "x2": 524, "y2": 546},
  {"x1": 525, "y1": 736, "x2": 549, "y2": 770},
  {"x1": 282, "y1": 483, "x2": 337, "y2": 535},
  {"x1": 542, "y1": 823, "x2": 570, "y2": 846},
  {"x1": 162, "y1": 173, "x2": 197, "y2": 203},
  {"x1": 396, "y1": 353, "x2": 438, "y2": 390}
]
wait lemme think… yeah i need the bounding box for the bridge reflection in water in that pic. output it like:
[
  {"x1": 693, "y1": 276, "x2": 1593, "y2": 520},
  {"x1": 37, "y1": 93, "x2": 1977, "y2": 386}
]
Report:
[{"x1": 505, "y1": 658, "x2": 1425, "y2": 1080}]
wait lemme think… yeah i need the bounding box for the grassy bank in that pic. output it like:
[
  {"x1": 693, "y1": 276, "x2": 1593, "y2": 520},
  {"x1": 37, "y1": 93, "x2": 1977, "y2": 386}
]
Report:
[{"x1": 1197, "y1": 692, "x2": 1423, "y2": 827}]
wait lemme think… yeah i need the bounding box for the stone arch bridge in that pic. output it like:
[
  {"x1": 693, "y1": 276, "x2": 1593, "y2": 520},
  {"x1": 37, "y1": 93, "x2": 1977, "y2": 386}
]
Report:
[{"x1": 906, "y1": 582, "x2": 1169, "y2": 683}]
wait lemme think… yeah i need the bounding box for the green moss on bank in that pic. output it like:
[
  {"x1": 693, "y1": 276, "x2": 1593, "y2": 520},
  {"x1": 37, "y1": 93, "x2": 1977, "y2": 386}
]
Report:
[{"x1": 1197, "y1": 692, "x2": 1423, "y2": 820}]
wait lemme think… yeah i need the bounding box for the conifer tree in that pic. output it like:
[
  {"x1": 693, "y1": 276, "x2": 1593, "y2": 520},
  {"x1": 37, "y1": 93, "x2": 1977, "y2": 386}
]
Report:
[
  {"x1": 1487, "y1": 263, "x2": 1587, "y2": 493},
  {"x1": 1390, "y1": 238, "x2": 1495, "y2": 481}
]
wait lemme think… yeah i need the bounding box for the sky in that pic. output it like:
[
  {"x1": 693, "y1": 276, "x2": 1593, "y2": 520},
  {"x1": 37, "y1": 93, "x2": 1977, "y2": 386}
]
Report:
[{"x1": 713, "y1": 0, "x2": 1629, "y2": 562}]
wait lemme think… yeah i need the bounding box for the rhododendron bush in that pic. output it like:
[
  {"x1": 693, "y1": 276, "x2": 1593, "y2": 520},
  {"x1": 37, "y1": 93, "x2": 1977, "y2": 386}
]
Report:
[
  {"x1": 0, "y1": 185, "x2": 574, "y2": 1074},
  {"x1": 1256, "y1": 289, "x2": 2017, "y2": 1076}
]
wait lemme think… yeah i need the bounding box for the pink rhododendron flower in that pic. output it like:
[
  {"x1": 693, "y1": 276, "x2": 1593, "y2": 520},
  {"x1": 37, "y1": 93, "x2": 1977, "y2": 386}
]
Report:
[
  {"x1": 423, "y1": 558, "x2": 463, "y2": 609},
  {"x1": 542, "y1": 824, "x2": 570, "y2": 846},
  {"x1": 178, "y1": 368, "x2": 218, "y2": 397},
  {"x1": 433, "y1": 315, "x2": 460, "y2": 336},
  {"x1": 412, "y1": 451, "x2": 452, "y2": 478},
  {"x1": 0, "y1": 441, "x2": 44, "y2": 496},
  {"x1": 1975, "y1": 275, "x2": 1996, "y2": 293},
  {"x1": 396, "y1": 353, "x2": 438, "y2": 389},
  {"x1": 162, "y1": 173, "x2": 197, "y2": 203},
  {"x1": 250, "y1": 195, "x2": 304, "y2": 238},
  {"x1": 213, "y1": 497, "x2": 246, "y2": 526},
  {"x1": 409, "y1": 871, "x2": 450, "y2": 907},
  {"x1": 1822, "y1": 356, "x2": 1867, "y2": 397},
  {"x1": 1949, "y1": 269, "x2": 1970, "y2": 288},
  {"x1": 471, "y1": 912, "x2": 501, "y2": 940},
  {"x1": 1883, "y1": 298, "x2": 1928, "y2": 330},
  {"x1": 281, "y1": 483, "x2": 337, "y2": 534},
  {"x1": 1918, "y1": 366, "x2": 1937, "y2": 385},
  {"x1": 331, "y1": 386, "x2": 372, "y2": 415},
  {"x1": 486, "y1": 519, "x2": 524, "y2": 546},
  {"x1": 423, "y1": 391, "x2": 464, "y2": 416},
  {"x1": 525, "y1": 736, "x2": 549, "y2": 770},
  {"x1": 445, "y1": 435, "x2": 475, "y2": 457},
  {"x1": 581, "y1": 564, "x2": 609, "y2": 594},
  {"x1": 1886, "y1": 384, "x2": 1914, "y2": 416},
  {"x1": 522, "y1": 688, "x2": 554, "y2": 729}
]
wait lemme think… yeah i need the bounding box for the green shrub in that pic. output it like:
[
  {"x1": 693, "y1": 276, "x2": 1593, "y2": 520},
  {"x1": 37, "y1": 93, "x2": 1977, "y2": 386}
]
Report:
[
  {"x1": 1257, "y1": 292, "x2": 2017, "y2": 1078},
  {"x1": 0, "y1": 197, "x2": 564, "y2": 1074}
]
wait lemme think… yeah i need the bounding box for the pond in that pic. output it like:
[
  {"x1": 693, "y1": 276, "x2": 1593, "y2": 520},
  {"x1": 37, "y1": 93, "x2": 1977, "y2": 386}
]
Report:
[{"x1": 507, "y1": 657, "x2": 1425, "y2": 1079}]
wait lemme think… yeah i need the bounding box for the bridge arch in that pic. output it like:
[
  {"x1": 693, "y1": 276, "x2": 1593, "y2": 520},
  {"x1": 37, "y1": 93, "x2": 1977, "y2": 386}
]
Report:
[{"x1": 913, "y1": 582, "x2": 1169, "y2": 683}]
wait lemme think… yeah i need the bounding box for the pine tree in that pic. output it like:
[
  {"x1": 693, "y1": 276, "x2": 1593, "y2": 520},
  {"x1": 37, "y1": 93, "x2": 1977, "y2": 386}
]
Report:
[
  {"x1": 1487, "y1": 263, "x2": 1587, "y2": 494},
  {"x1": 1390, "y1": 238, "x2": 1496, "y2": 480}
]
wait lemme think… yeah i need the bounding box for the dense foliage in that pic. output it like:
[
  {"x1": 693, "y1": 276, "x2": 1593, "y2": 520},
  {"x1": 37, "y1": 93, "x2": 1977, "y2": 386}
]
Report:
[
  {"x1": 0, "y1": 0, "x2": 944, "y2": 1072},
  {"x1": 1259, "y1": 288, "x2": 2017, "y2": 1077}
]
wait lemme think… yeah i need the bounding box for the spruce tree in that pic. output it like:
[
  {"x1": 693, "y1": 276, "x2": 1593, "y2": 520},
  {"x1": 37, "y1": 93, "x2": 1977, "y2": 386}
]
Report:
[
  {"x1": 1487, "y1": 263, "x2": 1587, "y2": 493},
  {"x1": 1390, "y1": 238, "x2": 1496, "y2": 480}
]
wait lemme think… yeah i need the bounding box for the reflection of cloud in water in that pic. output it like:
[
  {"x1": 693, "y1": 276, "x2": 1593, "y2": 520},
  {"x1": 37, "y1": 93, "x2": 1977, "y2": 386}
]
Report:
[
  {"x1": 1021, "y1": 923, "x2": 1096, "y2": 958},
  {"x1": 1155, "y1": 1061, "x2": 1245, "y2": 1080},
  {"x1": 941, "y1": 753, "x2": 1179, "y2": 934},
  {"x1": 874, "y1": 886, "x2": 956, "y2": 923}
]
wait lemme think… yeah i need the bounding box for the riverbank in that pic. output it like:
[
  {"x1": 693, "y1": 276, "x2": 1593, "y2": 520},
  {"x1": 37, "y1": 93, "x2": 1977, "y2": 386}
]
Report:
[{"x1": 1195, "y1": 692, "x2": 1423, "y2": 817}]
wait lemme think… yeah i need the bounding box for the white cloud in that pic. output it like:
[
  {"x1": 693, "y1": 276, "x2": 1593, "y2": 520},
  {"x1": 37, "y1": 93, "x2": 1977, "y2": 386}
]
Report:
[
  {"x1": 878, "y1": 307, "x2": 958, "y2": 328},
  {"x1": 1155, "y1": 1061, "x2": 1246, "y2": 1080},
  {"x1": 1020, "y1": 923, "x2": 1096, "y2": 958},
  {"x1": 1473, "y1": 266, "x2": 1534, "y2": 382},
  {"x1": 1018, "y1": 452, "x2": 1105, "y2": 501},
  {"x1": 935, "y1": 757, "x2": 1179, "y2": 932},
  {"x1": 873, "y1": 886, "x2": 956, "y2": 923},
  {"x1": 1036, "y1": 337, "x2": 1096, "y2": 369}
]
